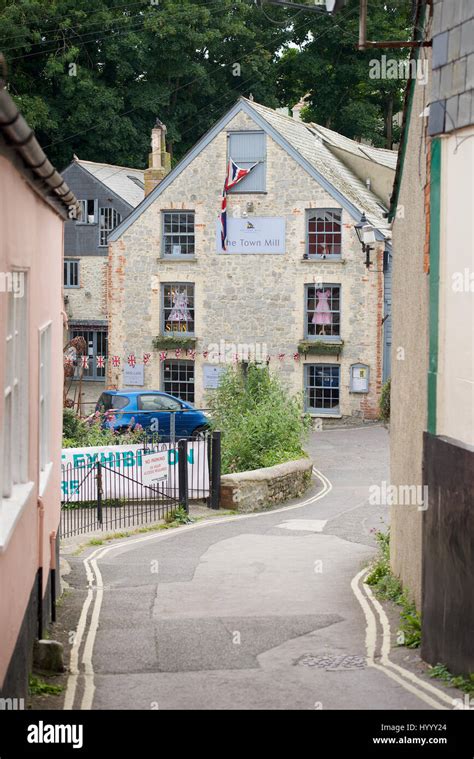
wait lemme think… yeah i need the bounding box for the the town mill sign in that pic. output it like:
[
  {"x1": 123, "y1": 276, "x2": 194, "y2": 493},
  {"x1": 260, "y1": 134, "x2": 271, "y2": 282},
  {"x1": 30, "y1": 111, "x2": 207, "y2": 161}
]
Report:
[{"x1": 216, "y1": 217, "x2": 286, "y2": 254}]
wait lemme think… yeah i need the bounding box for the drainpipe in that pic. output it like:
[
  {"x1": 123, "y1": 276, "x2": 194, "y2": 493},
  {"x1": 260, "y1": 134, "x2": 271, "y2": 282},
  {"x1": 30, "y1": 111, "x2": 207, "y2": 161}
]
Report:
[
  {"x1": 49, "y1": 531, "x2": 57, "y2": 623},
  {"x1": 37, "y1": 497, "x2": 45, "y2": 639}
]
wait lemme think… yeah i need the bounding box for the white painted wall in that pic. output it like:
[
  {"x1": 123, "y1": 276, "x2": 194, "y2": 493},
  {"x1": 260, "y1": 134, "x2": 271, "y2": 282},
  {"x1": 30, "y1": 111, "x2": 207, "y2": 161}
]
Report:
[{"x1": 437, "y1": 128, "x2": 474, "y2": 446}]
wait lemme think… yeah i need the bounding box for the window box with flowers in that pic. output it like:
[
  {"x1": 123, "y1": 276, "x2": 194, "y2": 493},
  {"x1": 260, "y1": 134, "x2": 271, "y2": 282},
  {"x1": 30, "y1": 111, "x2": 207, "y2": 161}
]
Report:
[
  {"x1": 298, "y1": 340, "x2": 344, "y2": 356},
  {"x1": 152, "y1": 335, "x2": 197, "y2": 351}
]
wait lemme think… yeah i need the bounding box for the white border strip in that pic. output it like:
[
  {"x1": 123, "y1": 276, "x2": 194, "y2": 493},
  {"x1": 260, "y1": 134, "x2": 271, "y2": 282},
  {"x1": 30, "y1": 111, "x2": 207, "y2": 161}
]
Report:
[{"x1": 351, "y1": 568, "x2": 451, "y2": 710}]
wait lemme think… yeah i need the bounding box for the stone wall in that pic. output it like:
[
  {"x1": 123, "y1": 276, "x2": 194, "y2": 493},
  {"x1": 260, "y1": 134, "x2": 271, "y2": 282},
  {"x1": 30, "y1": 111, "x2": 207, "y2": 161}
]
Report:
[
  {"x1": 220, "y1": 457, "x2": 313, "y2": 512},
  {"x1": 390, "y1": 77, "x2": 431, "y2": 610},
  {"x1": 64, "y1": 255, "x2": 108, "y2": 320},
  {"x1": 64, "y1": 256, "x2": 108, "y2": 412},
  {"x1": 108, "y1": 110, "x2": 385, "y2": 419}
]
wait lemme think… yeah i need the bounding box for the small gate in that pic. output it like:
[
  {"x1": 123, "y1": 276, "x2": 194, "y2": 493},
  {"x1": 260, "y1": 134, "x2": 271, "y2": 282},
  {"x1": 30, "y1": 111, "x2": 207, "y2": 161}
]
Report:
[{"x1": 61, "y1": 432, "x2": 221, "y2": 539}]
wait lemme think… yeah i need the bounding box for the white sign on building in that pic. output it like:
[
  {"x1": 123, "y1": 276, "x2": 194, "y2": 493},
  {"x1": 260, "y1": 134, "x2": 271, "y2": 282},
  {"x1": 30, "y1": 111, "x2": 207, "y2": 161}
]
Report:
[
  {"x1": 122, "y1": 364, "x2": 144, "y2": 386},
  {"x1": 203, "y1": 364, "x2": 227, "y2": 389},
  {"x1": 216, "y1": 217, "x2": 286, "y2": 254}
]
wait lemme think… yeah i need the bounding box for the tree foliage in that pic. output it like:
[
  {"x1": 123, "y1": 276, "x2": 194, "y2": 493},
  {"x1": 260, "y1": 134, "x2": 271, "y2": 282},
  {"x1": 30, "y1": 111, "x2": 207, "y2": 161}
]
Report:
[
  {"x1": 0, "y1": 0, "x2": 291, "y2": 168},
  {"x1": 0, "y1": 0, "x2": 414, "y2": 169},
  {"x1": 277, "y1": 0, "x2": 414, "y2": 147}
]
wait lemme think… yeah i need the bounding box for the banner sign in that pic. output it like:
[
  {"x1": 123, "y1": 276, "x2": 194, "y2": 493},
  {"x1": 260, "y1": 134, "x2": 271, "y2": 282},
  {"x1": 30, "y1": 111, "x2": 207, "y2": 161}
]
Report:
[
  {"x1": 61, "y1": 442, "x2": 208, "y2": 501},
  {"x1": 216, "y1": 217, "x2": 286, "y2": 254}
]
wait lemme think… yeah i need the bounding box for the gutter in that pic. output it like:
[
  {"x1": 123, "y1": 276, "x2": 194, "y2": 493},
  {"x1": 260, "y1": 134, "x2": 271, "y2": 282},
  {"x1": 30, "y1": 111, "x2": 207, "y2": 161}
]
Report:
[{"x1": 0, "y1": 60, "x2": 79, "y2": 216}]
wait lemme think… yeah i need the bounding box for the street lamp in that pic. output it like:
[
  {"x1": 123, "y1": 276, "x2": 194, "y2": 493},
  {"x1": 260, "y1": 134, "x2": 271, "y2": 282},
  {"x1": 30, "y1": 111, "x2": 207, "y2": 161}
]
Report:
[{"x1": 355, "y1": 212, "x2": 376, "y2": 269}]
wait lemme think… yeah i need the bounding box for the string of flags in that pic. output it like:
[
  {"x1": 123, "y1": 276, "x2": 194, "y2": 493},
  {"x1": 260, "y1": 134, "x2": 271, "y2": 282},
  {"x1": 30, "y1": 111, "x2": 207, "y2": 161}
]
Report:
[{"x1": 64, "y1": 349, "x2": 307, "y2": 369}]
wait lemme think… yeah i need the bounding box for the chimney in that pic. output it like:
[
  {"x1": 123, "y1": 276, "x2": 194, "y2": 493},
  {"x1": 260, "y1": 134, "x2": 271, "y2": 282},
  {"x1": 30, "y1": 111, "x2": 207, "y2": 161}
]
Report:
[
  {"x1": 144, "y1": 118, "x2": 171, "y2": 196},
  {"x1": 292, "y1": 95, "x2": 308, "y2": 122}
]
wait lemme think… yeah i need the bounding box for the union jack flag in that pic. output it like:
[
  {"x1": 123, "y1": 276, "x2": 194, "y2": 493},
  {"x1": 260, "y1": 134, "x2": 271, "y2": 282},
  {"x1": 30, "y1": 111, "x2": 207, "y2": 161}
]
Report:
[
  {"x1": 220, "y1": 158, "x2": 257, "y2": 251},
  {"x1": 96, "y1": 355, "x2": 105, "y2": 369},
  {"x1": 112, "y1": 356, "x2": 120, "y2": 368},
  {"x1": 127, "y1": 353, "x2": 136, "y2": 368},
  {"x1": 81, "y1": 355, "x2": 89, "y2": 369}
]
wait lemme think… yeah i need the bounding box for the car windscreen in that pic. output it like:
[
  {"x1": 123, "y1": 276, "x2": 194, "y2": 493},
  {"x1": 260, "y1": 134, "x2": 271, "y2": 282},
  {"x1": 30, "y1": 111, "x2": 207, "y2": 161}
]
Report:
[{"x1": 97, "y1": 393, "x2": 130, "y2": 411}]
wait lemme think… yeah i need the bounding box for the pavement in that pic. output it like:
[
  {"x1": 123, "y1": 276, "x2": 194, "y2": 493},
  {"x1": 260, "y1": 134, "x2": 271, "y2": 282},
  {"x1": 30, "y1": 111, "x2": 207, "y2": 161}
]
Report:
[{"x1": 61, "y1": 425, "x2": 461, "y2": 711}]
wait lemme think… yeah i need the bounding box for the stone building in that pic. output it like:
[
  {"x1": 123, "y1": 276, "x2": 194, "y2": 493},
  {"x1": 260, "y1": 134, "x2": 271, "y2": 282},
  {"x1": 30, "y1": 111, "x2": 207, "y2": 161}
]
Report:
[
  {"x1": 107, "y1": 98, "x2": 396, "y2": 419},
  {"x1": 389, "y1": 0, "x2": 473, "y2": 675},
  {"x1": 61, "y1": 158, "x2": 144, "y2": 411}
]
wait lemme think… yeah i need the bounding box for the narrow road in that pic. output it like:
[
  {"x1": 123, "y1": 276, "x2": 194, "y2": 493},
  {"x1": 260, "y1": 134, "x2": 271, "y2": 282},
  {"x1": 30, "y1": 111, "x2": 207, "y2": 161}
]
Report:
[{"x1": 65, "y1": 426, "x2": 454, "y2": 710}]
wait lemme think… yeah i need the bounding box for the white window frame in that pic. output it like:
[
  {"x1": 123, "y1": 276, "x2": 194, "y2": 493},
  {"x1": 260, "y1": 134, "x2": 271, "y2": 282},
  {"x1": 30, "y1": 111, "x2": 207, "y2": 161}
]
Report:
[
  {"x1": 39, "y1": 323, "x2": 52, "y2": 473},
  {"x1": 305, "y1": 283, "x2": 342, "y2": 341},
  {"x1": 162, "y1": 360, "x2": 195, "y2": 403},
  {"x1": 64, "y1": 258, "x2": 80, "y2": 288},
  {"x1": 162, "y1": 211, "x2": 195, "y2": 257},
  {"x1": 77, "y1": 199, "x2": 97, "y2": 225},
  {"x1": 304, "y1": 363, "x2": 341, "y2": 415},
  {"x1": 306, "y1": 208, "x2": 343, "y2": 259},
  {"x1": 161, "y1": 282, "x2": 195, "y2": 336},
  {"x1": 99, "y1": 207, "x2": 122, "y2": 247},
  {"x1": 1, "y1": 276, "x2": 31, "y2": 551}
]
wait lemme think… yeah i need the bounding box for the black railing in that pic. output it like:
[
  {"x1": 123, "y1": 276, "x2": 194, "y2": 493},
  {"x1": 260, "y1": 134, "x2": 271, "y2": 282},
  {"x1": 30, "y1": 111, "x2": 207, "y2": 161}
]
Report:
[{"x1": 61, "y1": 431, "x2": 221, "y2": 539}]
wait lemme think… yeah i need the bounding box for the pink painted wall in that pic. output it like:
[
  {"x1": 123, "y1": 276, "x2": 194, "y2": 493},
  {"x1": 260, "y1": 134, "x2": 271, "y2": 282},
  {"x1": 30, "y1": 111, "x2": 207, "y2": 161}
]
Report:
[{"x1": 0, "y1": 155, "x2": 65, "y2": 686}]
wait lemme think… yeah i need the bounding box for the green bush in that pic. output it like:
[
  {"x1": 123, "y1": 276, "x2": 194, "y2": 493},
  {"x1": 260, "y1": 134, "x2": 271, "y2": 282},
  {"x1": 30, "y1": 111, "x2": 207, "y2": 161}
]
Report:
[
  {"x1": 208, "y1": 364, "x2": 310, "y2": 475},
  {"x1": 62, "y1": 408, "x2": 148, "y2": 449},
  {"x1": 367, "y1": 529, "x2": 422, "y2": 648},
  {"x1": 379, "y1": 377, "x2": 391, "y2": 421}
]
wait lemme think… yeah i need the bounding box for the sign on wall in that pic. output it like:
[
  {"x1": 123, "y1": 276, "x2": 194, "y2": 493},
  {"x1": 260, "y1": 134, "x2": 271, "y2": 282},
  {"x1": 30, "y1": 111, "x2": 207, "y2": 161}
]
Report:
[
  {"x1": 203, "y1": 364, "x2": 227, "y2": 389},
  {"x1": 350, "y1": 363, "x2": 370, "y2": 393},
  {"x1": 122, "y1": 364, "x2": 144, "y2": 386},
  {"x1": 216, "y1": 217, "x2": 286, "y2": 254}
]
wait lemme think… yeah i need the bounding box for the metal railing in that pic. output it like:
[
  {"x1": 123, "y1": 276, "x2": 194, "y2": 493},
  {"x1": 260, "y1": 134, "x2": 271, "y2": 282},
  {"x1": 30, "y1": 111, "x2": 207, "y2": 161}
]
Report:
[{"x1": 60, "y1": 431, "x2": 221, "y2": 539}]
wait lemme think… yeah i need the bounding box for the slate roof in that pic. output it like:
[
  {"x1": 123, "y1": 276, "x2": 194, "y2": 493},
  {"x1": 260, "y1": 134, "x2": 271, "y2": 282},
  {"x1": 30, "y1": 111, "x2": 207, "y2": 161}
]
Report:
[
  {"x1": 429, "y1": 0, "x2": 474, "y2": 134},
  {"x1": 246, "y1": 99, "x2": 394, "y2": 231},
  {"x1": 74, "y1": 159, "x2": 145, "y2": 207},
  {"x1": 302, "y1": 121, "x2": 398, "y2": 170},
  {"x1": 109, "y1": 97, "x2": 396, "y2": 243}
]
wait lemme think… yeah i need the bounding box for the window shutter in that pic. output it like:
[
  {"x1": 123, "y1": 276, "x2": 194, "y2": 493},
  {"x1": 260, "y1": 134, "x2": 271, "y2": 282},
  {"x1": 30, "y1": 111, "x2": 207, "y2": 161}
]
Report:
[{"x1": 228, "y1": 131, "x2": 266, "y2": 192}]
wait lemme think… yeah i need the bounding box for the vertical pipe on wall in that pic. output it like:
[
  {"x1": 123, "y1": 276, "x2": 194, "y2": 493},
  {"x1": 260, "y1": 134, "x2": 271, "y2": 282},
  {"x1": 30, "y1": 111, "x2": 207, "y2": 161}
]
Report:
[
  {"x1": 49, "y1": 531, "x2": 57, "y2": 623},
  {"x1": 359, "y1": 0, "x2": 367, "y2": 51},
  {"x1": 211, "y1": 431, "x2": 221, "y2": 511},
  {"x1": 37, "y1": 497, "x2": 45, "y2": 639},
  {"x1": 428, "y1": 138, "x2": 442, "y2": 435}
]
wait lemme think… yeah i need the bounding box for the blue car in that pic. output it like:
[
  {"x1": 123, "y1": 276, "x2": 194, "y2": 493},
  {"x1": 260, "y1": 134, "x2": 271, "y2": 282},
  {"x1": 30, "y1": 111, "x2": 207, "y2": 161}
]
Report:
[{"x1": 95, "y1": 390, "x2": 209, "y2": 440}]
